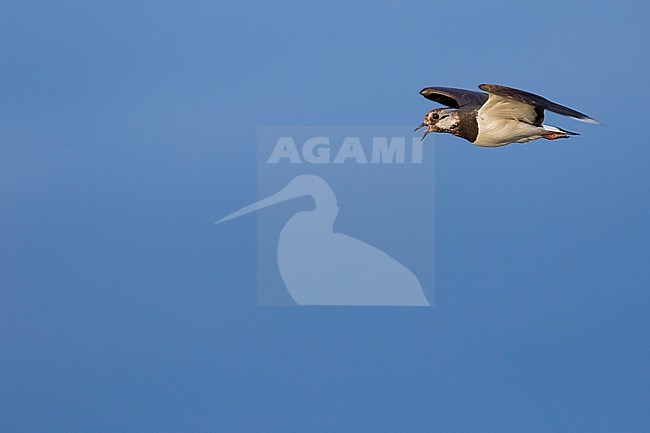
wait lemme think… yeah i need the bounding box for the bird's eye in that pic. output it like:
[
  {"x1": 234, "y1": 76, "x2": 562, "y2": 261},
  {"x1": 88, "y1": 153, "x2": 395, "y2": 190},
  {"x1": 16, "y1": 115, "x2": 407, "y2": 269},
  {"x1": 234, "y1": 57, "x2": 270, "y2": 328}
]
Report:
[{"x1": 431, "y1": 113, "x2": 439, "y2": 120}]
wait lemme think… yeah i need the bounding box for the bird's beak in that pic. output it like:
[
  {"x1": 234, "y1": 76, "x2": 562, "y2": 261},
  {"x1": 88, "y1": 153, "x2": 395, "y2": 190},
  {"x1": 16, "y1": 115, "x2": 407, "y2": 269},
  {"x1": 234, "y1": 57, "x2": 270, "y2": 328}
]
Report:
[
  {"x1": 420, "y1": 127, "x2": 432, "y2": 141},
  {"x1": 414, "y1": 122, "x2": 426, "y2": 132}
]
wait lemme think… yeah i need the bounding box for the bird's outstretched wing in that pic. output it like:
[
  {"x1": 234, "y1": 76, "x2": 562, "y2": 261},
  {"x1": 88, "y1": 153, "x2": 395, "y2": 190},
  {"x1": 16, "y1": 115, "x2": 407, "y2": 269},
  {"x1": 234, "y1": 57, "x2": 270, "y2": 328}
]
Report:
[
  {"x1": 420, "y1": 87, "x2": 488, "y2": 109},
  {"x1": 479, "y1": 84, "x2": 600, "y2": 125}
]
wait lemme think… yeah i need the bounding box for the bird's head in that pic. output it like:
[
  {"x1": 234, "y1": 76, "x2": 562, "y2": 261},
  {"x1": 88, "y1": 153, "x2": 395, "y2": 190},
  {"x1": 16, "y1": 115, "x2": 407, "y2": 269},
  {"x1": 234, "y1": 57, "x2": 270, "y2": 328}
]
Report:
[{"x1": 414, "y1": 108, "x2": 459, "y2": 141}]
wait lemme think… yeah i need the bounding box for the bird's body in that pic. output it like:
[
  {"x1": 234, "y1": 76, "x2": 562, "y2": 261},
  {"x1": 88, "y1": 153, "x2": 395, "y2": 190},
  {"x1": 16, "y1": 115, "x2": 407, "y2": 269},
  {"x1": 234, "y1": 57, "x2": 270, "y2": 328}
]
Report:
[
  {"x1": 474, "y1": 112, "x2": 569, "y2": 147},
  {"x1": 416, "y1": 84, "x2": 600, "y2": 147}
]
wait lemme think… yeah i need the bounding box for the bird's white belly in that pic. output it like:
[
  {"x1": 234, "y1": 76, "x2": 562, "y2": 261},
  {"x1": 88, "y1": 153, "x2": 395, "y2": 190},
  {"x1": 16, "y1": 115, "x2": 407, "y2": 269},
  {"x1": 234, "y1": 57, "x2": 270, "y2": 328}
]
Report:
[{"x1": 474, "y1": 116, "x2": 543, "y2": 147}]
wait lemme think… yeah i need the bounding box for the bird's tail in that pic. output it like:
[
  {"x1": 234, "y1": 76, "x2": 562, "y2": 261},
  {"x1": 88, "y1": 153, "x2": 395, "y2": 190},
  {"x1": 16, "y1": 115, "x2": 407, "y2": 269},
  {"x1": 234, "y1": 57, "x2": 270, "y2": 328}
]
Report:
[{"x1": 542, "y1": 124, "x2": 579, "y2": 140}]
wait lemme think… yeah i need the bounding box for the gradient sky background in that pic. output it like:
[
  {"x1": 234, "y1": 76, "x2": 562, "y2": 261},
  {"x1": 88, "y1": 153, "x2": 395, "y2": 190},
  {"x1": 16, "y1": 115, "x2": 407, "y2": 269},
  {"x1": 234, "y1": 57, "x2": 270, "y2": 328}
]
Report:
[{"x1": 2, "y1": 1, "x2": 649, "y2": 432}]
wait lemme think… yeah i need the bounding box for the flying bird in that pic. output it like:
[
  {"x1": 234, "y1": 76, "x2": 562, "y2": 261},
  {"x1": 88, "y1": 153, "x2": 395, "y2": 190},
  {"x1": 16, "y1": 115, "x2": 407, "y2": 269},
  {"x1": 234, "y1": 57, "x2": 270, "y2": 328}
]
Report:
[{"x1": 415, "y1": 84, "x2": 601, "y2": 147}]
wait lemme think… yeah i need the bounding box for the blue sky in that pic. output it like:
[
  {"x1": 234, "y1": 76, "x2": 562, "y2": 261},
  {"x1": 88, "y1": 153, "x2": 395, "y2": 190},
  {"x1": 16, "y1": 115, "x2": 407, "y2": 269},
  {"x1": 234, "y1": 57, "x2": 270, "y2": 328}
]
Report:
[{"x1": 1, "y1": 1, "x2": 649, "y2": 432}]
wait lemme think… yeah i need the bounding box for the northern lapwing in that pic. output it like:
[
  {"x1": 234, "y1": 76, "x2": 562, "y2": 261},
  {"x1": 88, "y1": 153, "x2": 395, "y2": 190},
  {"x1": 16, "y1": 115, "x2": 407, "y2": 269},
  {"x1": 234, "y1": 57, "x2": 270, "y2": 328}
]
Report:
[{"x1": 415, "y1": 84, "x2": 601, "y2": 147}]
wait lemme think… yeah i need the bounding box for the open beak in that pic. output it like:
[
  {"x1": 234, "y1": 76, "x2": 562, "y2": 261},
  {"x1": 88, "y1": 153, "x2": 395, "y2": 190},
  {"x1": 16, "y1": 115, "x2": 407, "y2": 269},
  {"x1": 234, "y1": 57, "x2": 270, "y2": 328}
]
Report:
[
  {"x1": 415, "y1": 122, "x2": 434, "y2": 141},
  {"x1": 420, "y1": 127, "x2": 432, "y2": 141}
]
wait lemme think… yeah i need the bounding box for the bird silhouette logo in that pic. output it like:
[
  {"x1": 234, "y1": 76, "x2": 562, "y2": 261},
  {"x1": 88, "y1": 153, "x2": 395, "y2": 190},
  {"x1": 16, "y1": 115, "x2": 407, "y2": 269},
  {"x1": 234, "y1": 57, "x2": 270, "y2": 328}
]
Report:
[{"x1": 217, "y1": 174, "x2": 430, "y2": 306}]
